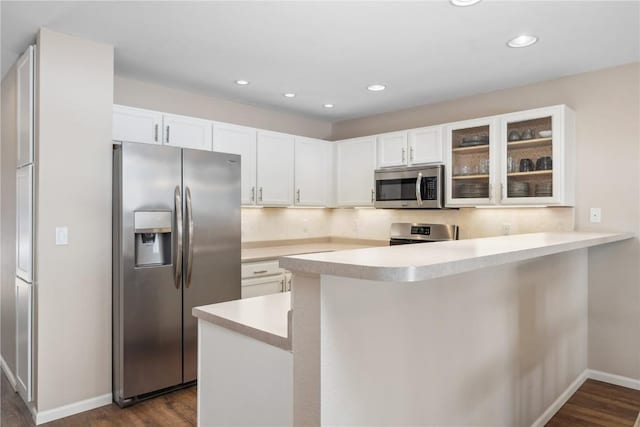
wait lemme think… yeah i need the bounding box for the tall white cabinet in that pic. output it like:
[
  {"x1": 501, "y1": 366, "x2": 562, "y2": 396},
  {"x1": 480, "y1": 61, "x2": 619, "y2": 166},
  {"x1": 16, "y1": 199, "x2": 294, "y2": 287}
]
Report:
[
  {"x1": 256, "y1": 131, "x2": 295, "y2": 206},
  {"x1": 15, "y1": 45, "x2": 35, "y2": 402},
  {"x1": 335, "y1": 136, "x2": 377, "y2": 206},
  {"x1": 212, "y1": 122, "x2": 258, "y2": 205}
]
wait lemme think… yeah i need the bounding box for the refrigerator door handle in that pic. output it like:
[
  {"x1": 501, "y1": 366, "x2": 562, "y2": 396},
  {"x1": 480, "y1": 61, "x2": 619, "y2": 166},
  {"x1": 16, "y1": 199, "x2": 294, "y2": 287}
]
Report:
[
  {"x1": 174, "y1": 186, "x2": 183, "y2": 289},
  {"x1": 185, "y1": 186, "x2": 195, "y2": 288}
]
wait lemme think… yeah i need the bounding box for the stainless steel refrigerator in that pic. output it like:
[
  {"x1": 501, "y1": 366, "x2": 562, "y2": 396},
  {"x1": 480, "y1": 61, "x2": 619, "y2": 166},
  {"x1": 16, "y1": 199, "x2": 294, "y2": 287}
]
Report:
[{"x1": 112, "y1": 142, "x2": 241, "y2": 406}]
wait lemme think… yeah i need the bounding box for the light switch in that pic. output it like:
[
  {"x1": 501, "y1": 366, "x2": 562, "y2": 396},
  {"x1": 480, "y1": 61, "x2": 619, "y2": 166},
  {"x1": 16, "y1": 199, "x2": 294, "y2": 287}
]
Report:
[
  {"x1": 55, "y1": 227, "x2": 68, "y2": 245},
  {"x1": 590, "y1": 208, "x2": 602, "y2": 224}
]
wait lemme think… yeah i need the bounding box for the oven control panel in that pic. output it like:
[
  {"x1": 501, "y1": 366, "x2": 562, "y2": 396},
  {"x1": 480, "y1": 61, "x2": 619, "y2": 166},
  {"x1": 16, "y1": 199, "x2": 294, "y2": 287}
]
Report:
[{"x1": 410, "y1": 226, "x2": 431, "y2": 236}]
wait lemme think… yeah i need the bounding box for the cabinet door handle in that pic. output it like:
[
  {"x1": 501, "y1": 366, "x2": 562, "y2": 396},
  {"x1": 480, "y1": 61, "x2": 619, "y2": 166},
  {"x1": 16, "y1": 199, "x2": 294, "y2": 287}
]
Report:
[
  {"x1": 501, "y1": 183, "x2": 506, "y2": 200},
  {"x1": 251, "y1": 187, "x2": 255, "y2": 202},
  {"x1": 402, "y1": 147, "x2": 406, "y2": 164},
  {"x1": 281, "y1": 278, "x2": 285, "y2": 293},
  {"x1": 296, "y1": 189, "x2": 300, "y2": 203},
  {"x1": 371, "y1": 189, "x2": 375, "y2": 203},
  {"x1": 154, "y1": 124, "x2": 159, "y2": 142},
  {"x1": 259, "y1": 187, "x2": 263, "y2": 202},
  {"x1": 166, "y1": 125, "x2": 170, "y2": 144},
  {"x1": 409, "y1": 146, "x2": 414, "y2": 163},
  {"x1": 253, "y1": 270, "x2": 268, "y2": 275}
]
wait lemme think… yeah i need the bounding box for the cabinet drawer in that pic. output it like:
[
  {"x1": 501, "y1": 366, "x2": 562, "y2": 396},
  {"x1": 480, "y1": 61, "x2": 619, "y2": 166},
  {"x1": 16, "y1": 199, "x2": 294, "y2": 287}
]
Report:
[
  {"x1": 241, "y1": 260, "x2": 285, "y2": 279},
  {"x1": 241, "y1": 275, "x2": 285, "y2": 299}
]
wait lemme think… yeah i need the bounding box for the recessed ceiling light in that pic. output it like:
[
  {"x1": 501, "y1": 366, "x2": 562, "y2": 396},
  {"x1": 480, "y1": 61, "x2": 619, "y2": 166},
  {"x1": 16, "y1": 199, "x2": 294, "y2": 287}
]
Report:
[
  {"x1": 235, "y1": 79, "x2": 249, "y2": 85},
  {"x1": 323, "y1": 104, "x2": 334, "y2": 109},
  {"x1": 367, "y1": 84, "x2": 386, "y2": 92},
  {"x1": 283, "y1": 93, "x2": 296, "y2": 98},
  {"x1": 450, "y1": 0, "x2": 482, "y2": 6},
  {"x1": 507, "y1": 35, "x2": 538, "y2": 48}
]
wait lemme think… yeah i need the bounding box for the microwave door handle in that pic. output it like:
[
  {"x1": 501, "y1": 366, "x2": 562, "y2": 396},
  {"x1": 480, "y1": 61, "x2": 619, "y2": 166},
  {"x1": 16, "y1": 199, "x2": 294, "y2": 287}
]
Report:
[{"x1": 416, "y1": 172, "x2": 423, "y2": 207}]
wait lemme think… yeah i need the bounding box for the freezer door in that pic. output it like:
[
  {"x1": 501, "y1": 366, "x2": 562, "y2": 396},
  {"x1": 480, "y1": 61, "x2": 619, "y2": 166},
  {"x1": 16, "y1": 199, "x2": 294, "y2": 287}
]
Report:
[
  {"x1": 115, "y1": 142, "x2": 183, "y2": 401},
  {"x1": 182, "y1": 149, "x2": 241, "y2": 382}
]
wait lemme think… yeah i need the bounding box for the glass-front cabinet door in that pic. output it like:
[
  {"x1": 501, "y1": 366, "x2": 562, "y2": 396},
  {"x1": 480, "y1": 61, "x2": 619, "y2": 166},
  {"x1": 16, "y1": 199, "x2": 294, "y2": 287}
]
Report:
[
  {"x1": 445, "y1": 118, "x2": 498, "y2": 206},
  {"x1": 499, "y1": 106, "x2": 571, "y2": 205}
]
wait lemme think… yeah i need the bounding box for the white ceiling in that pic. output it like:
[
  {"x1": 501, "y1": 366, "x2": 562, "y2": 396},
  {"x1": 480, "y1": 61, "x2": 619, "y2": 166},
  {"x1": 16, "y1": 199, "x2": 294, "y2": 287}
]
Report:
[{"x1": 2, "y1": 1, "x2": 639, "y2": 121}]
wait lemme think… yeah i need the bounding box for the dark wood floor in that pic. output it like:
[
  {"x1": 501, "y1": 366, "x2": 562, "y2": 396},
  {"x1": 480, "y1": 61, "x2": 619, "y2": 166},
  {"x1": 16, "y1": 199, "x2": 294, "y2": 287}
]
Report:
[
  {"x1": 2, "y1": 372, "x2": 639, "y2": 426},
  {"x1": 1, "y1": 372, "x2": 196, "y2": 426},
  {"x1": 546, "y1": 380, "x2": 640, "y2": 427}
]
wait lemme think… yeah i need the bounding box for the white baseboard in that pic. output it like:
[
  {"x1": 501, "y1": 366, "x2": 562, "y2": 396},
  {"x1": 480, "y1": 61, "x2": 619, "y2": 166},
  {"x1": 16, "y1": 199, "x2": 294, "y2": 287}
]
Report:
[
  {"x1": 530, "y1": 369, "x2": 589, "y2": 427},
  {"x1": 34, "y1": 393, "x2": 112, "y2": 425},
  {"x1": 1, "y1": 355, "x2": 18, "y2": 391},
  {"x1": 587, "y1": 369, "x2": 640, "y2": 391}
]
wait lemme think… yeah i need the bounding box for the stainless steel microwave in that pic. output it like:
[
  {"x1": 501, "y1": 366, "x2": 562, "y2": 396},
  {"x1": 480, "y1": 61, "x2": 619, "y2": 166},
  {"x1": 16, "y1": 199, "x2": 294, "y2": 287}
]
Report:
[{"x1": 374, "y1": 165, "x2": 444, "y2": 209}]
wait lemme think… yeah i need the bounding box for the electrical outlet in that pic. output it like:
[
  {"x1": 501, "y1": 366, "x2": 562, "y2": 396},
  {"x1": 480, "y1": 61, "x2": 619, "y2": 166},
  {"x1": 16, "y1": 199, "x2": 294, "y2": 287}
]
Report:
[
  {"x1": 590, "y1": 208, "x2": 602, "y2": 224},
  {"x1": 501, "y1": 223, "x2": 512, "y2": 235},
  {"x1": 55, "y1": 226, "x2": 68, "y2": 245}
]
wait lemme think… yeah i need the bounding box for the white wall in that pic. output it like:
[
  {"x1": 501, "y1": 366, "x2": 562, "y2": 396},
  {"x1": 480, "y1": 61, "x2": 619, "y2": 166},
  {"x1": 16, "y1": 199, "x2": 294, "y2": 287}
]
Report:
[{"x1": 35, "y1": 28, "x2": 113, "y2": 411}]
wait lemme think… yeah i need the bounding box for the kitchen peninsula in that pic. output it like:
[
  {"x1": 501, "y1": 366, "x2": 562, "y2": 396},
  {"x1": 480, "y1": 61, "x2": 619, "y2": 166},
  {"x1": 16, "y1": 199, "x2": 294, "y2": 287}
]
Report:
[{"x1": 194, "y1": 231, "x2": 632, "y2": 426}]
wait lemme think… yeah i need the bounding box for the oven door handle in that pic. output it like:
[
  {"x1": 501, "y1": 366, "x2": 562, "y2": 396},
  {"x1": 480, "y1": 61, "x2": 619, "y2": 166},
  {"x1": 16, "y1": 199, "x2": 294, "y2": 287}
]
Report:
[{"x1": 415, "y1": 172, "x2": 423, "y2": 207}]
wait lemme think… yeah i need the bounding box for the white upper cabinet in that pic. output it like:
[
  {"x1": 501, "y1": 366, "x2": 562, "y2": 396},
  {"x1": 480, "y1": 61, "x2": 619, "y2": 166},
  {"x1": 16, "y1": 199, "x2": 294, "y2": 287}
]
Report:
[
  {"x1": 17, "y1": 46, "x2": 34, "y2": 167},
  {"x1": 256, "y1": 131, "x2": 295, "y2": 206},
  {"x1": 113, "y1": 105, "x2": 162, "y2": 145},
  {"x1": 408, "y1": 126, "x2": 443, "y2": 165},
  {"x1": 498, "y1": 105, "x2": 575, "y2": 206},
  {"x1": 445, "y1": 117, "x2": 499, "y2": 207},
  {"x1": 163, "y1": 113, "x2": 213, "y2": 151},
  {"x1": 377, "y1": 131, "x2": 408, "y2": 168},
  {"x1": 444, "y1": 104, "x2": 575, "y2": 208},
  {"x1": 213, "y1": 122, "x2": 258, "y2": 205},
  {"x1": 294, "y1": 137, "x2": 331, "y2": 207},
  {"x1": 336, "y1": 136, "x2": 377, "y2": 207}
]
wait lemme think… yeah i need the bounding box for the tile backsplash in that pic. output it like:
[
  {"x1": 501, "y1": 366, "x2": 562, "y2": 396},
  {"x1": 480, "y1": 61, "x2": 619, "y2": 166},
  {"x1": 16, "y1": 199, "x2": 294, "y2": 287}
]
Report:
[{"x1": 242, "y1": 207, "x2": 575, "y2": 242}]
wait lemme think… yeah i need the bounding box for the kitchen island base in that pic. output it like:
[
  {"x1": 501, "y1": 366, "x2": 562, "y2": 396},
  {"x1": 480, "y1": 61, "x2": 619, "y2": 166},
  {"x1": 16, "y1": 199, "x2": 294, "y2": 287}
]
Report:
[{"x1": 291, "y1": 248, "x2": 591, "y2": 426}]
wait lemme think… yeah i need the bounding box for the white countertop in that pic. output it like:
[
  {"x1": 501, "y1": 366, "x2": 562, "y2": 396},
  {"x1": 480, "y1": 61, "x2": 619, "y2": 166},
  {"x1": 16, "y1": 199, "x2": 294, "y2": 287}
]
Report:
[
  {"x1": 193, "y1": 292, "x2": 291, "y2": 350},
  {"x1": 280, "y1": 232, "x2": 634, "y2": 283},
  {"x1": 242, "y1": 241, "x2": 383, "y2": 263}
]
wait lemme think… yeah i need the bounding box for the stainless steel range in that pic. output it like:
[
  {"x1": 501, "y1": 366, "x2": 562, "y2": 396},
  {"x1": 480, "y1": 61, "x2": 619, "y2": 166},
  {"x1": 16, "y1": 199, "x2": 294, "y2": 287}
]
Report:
[{"x1": 389, "y1": 223, "x2": 459, "y2": 245}]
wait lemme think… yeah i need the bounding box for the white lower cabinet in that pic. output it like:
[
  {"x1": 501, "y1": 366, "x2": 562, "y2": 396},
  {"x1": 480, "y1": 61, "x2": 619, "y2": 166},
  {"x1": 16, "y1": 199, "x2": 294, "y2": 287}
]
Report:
[
  {"x1": 163, "y1": 113, "x2": 212, "y2": 151},
  {"x1": 335, "y1": 136, "x2": 377, "y2": 206},
  {"x1": 241, "y1": 259, "x2": 290, "y2": 299},
  {"x1": 212, "y1": 122, "x2": 258, "y2": 205},
  {"x1": 241, "y1": 275, "x2": 286, "y2": 299},
  {"x1": 256, "y1": 131, "x2": 295, "y2": 206}
]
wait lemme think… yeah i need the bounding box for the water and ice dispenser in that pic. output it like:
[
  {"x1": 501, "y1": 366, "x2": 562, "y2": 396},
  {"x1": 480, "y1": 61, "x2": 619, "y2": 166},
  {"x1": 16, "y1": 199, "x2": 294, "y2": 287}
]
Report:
[{"x1": 134, "y1": 211, "x2": 172, "y2": 267}]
